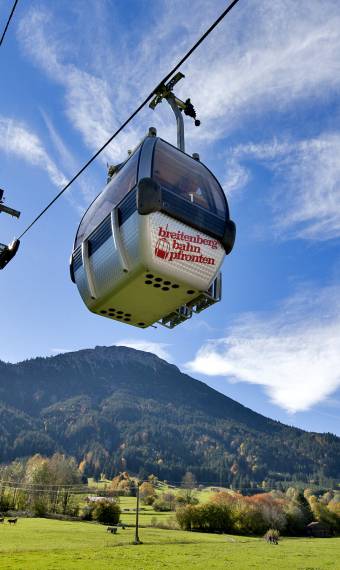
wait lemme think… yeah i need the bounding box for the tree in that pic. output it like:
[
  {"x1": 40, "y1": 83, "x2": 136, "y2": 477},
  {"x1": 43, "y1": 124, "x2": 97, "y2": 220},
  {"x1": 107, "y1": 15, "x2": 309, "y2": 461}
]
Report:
[
  {"x1": 328, "y1": 500, "x2": 340, "y2": 532},
  {"x1": 49, "y1": 454, "x2": 81, "y2": 486},
  {"x1": 182, "y1": 471, "x2": 197, "y2": 489},
  {"x1": 181, "y1": 471, "x2": 197, "y2": 503},
  {"x1": 23, "y1": 453, "x2": 82, "y2": 515},
  {"x1": 283, "y1": 490, "x2": 314, "y2": 535},
  {"x1": 294, "y1": 491, "x2": 314, "y2": 526},
  {"x1": 163, "y1": 491, "x2": 176, "y2": 511},
  {"x1": 25, "y1": 455, "x2": 50, "y2": 486},
  {"x1": 309, "y1": 496, "x2": 338, "y2": 531},
  {"x1": 248, "y1": 494, "x2": 287, "y2": 532},
  {"x1": 140, "y1": 482, "x2": 156, "y2": 505}
]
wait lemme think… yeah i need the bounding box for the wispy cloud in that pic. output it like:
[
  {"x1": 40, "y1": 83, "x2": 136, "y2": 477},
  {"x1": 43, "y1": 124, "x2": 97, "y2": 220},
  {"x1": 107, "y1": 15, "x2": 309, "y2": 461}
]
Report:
[
  {"x1": 184, "y1": 0, "x2": 340, "y2": 138},
  {"x1": 0, "y1": 116, "x2": 67, "y2": 187},
  {"x1": 15, "y1": 1, "x2": 340, "y2": 237},
  {"x1": 17, "y1": 0, "x2": 340, "y2": 156},
  {"x1": 41, "y1": 110, "x2": 98, "y2": 210},
  {"x1": 186, "y1": 286, "x2": 340, "y2": 413},
  {"x1": 17, "y1": 6, "x2": 143, "y2": 163},
  {"x1": 224, "y1": 133, "x2": 340, "y2": 240},
  {"x1": 115, "y1": 339, "x2": 172, "y2": 362},
  {"x1": 221, "y1": 157, "x2": 250, "y2": 196}
]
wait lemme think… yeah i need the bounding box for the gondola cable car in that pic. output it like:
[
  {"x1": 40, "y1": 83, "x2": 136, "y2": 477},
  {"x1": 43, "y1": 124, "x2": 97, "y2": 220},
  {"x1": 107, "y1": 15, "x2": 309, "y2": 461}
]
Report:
[
  {"x1": 0, "y1": 188, "x2": 20, "y2": 270},
  {"x1": 70, "y1": 74, "x2": 236, "y2": 328}
]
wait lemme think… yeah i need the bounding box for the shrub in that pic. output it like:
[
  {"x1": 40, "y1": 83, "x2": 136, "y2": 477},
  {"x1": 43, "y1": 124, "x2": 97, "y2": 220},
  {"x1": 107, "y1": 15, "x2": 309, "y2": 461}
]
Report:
[
  {"x1": 81, "y1": 504, "x2": 96, "y2": 521},
  {"x1": 93, "y1": 500, "x2": 120, "y2": 525},
  {"x1": 62, "y1": 495, "x2": 79, "y2": 517},
  {"x1": 176, "y1": 493, "x2": 199, "y2": 506},
  {"x1": 0, "y1": 493, "x2": 12, "y2": 512},
  {"x1": 142, "y1": 494, "x2": 155, "y2": 506},
  {"x1": 197, "y1": 503, "x2": 233, "y2": 533},
  {"x1": 176, "y1": 505, "x2": 198, "y2": 531},
  {"x1": 32, "y1": 497, "x2": 48, "y2": 516},
  {"x1": 176, "y1": 503, "x2": 233, "y2": 533},
  {"x1": 153, "y1": 499, "x2": 171, "y2": 512},
  {"x1": 233, "y1": 500, "x2": 267, "y2": 535}
]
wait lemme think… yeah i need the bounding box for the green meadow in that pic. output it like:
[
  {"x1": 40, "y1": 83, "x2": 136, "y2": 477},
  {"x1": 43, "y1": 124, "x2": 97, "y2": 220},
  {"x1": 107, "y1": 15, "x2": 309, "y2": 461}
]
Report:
[{"x1": 0, "y1": 518, "x2": 338, "y2": 570}]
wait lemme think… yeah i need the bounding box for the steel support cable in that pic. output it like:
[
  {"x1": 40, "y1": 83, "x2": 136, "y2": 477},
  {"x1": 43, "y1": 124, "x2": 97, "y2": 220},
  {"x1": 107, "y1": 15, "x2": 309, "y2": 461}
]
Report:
[
  {"x1": 18, "y1": 0, "x2": 241, "y2": 240},
  {"x1": 0, "y1": 0, "x2": 19, "y2": 46}
]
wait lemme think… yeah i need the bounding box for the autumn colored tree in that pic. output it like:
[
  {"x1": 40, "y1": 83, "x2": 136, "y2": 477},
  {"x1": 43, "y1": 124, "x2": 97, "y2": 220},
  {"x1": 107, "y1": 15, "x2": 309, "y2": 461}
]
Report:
[{"x1": 140, "y1": 482, "x2": 156, "y2": 505}]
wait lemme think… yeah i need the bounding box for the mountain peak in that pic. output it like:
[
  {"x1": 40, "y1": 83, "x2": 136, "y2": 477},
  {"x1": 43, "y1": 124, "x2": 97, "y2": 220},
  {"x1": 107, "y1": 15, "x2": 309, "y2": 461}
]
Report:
[{"x1": 0, "y1": 344, "x2": 339, "y2": 484}]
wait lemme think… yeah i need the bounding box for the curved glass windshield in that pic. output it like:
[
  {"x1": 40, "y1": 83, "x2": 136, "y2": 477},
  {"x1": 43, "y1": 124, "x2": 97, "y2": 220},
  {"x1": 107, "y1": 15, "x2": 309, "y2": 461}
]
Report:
[
  {"x1": 75, "y1": 150, "x2": 139, "y2": 248},
  {"x1": 152, "y1": 139, "x2": 227, "y2": 217}
]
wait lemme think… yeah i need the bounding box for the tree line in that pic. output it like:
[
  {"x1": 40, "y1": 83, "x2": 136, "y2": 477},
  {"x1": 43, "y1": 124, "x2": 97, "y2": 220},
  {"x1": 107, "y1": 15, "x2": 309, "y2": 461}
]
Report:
[{"x1": 1, "y1": 455, "x2": 340, "y2": 537}]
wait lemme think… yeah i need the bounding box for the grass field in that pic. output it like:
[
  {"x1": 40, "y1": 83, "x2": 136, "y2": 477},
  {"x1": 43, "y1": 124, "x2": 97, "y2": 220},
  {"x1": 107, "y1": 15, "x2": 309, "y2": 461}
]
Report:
[
  {"x1": 0, "y1": 518, "x2": 338, "y2": 570},
  {"x1": 119, "y1": 495, "x2": 176, "y2": 527},
  {"x1": 88, "y1": 481, "x2": 221, "y2": 526}
]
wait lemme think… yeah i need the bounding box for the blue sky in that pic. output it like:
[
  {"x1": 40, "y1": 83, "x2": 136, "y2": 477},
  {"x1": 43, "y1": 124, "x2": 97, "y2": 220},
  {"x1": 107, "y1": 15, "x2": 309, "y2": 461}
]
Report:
[{"x1": 1, "y1": 0, "x2": 340, "y2": 435}]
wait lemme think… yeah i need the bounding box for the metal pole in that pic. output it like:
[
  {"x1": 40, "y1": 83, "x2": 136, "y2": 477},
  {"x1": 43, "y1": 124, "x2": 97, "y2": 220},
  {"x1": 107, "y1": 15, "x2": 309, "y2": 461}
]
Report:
[
  {"x1": 166, "y1": 94, "x2": 185, "y2": 152},
  {"x1": 0, "y1": 204, "x2": 20, "y2": 218},
  {"x1": 133, "y1": 482, "x2": 142, "y2": 544}
]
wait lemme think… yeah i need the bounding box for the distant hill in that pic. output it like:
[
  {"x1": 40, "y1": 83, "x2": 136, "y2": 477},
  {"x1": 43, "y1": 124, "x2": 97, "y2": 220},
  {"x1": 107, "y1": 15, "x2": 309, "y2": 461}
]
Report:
[{"x1": 0, "y1": 346, "x2": 339, "y2": 486}]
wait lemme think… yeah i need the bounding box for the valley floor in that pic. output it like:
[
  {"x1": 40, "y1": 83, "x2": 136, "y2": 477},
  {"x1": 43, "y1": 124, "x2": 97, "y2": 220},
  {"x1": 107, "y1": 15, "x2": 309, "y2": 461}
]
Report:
[{"x1": 0, "y1": 518, "x2": 338, "y2": 570}]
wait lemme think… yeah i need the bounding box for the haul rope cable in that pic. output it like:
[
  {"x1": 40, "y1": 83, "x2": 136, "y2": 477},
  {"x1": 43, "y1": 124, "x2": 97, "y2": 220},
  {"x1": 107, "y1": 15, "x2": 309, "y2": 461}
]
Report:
[
  {"x1": 0, "y1": 0, "x2": 19, "y2": 46},
  {"x1": 18, "y1": 0, "x2": 241, "y2": 241}
]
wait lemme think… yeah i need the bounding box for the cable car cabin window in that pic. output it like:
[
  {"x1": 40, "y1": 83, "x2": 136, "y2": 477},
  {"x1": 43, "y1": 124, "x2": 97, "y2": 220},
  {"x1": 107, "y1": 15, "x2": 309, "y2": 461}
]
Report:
[
  {"x1": 75, "y1": 150, "x2": 139, "y2": 248},
  {"x1": 152, "y1": 139, "x2": 227, "y2": 218}
]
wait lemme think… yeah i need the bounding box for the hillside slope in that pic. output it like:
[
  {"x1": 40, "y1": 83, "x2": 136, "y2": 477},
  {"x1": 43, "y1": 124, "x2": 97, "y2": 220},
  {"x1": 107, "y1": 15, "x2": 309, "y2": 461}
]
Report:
[{"x1": 0, "y1": 346, "x2": 338, "y2": 485}]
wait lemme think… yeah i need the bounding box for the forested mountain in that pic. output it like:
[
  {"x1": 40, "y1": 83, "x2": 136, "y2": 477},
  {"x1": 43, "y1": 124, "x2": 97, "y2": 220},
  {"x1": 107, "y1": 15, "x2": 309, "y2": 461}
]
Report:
[{"x1": 0, "y1": 346, "x2": 339, "y2": 486}]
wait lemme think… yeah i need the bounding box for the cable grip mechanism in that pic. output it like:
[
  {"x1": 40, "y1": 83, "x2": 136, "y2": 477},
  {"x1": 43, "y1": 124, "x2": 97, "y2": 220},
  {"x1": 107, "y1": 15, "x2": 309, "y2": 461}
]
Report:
[{"x1": 149, "y1": 72, "x2": 200, "y2": 152}]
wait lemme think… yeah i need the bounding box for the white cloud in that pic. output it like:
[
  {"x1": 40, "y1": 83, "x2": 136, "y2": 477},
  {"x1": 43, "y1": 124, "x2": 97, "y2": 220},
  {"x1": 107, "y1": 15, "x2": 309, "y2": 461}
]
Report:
[
  {"x1": 17, "y1": 6, "x2": 144, "y2": 163},
  {"x1": 41, "y1": 110, "x2": 99, "y2": 210},
  {"x1": 225, "y1": 133, "x2": 340, "y2": 240},
  {"x1": 186, "y1": 286, "x2": 340, "y2": 413},
  {"x1": 0, "y1": 116, "x2": 67, "y2": 187},
  {"x1": 115, "y1": 340, "x2": 172, "y2": 361},
  {"x1": 17, "y1": 0, "x2": 340, "y2": 158},
  {"x1": 221, "y1": 157, "x2": 250, "y2": 196},
  {"x1": 15, "y1": 1, "x2": 340, "y2": 235},
  {"x1": 182, "y1": 318, "x2": 218, "y2": 333},
  {"x1": 273, "y1": 136, "x2": 340, "y2": 240},
  {"x1": 184, "y1": 0, "x2": 340, "y2": 136}
]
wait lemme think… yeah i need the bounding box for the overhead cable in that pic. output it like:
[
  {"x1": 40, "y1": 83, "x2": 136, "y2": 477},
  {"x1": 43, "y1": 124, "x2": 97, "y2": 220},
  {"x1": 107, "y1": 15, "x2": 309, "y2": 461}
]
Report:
[
  {"x1": 0, "y1": 0, "x2": 19, "y2": 47},
  {"x1": 18, "y1": 0, "x2": 241, "y2": 240}
]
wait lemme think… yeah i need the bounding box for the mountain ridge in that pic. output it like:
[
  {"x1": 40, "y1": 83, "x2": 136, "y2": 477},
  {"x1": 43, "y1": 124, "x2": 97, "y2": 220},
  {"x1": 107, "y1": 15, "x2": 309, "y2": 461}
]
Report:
[{"x1": 0, "y1": 345, "x2": 338, "y2": 485}]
